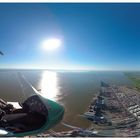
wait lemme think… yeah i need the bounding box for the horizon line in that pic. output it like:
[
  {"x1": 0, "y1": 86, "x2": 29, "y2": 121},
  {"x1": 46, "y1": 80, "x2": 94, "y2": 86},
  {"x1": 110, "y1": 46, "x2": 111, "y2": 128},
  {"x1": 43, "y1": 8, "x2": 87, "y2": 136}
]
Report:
[{"x1": 0, "y1": 68, "x2": 140, "y2": 72}]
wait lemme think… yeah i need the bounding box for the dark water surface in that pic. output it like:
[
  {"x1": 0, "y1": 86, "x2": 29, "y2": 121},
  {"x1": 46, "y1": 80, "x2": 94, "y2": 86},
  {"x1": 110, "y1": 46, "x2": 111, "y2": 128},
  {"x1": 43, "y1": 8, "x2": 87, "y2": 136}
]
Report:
[{"x1": 0, "y1": 70, "x2": 132, "y2": 131}]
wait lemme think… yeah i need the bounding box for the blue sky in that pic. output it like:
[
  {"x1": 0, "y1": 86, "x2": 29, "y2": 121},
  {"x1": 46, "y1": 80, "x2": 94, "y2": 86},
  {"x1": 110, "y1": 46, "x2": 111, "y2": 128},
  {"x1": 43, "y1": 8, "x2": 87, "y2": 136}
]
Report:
[{"x1": 0, "y1": 3, "x2": 140, "y2": 70}]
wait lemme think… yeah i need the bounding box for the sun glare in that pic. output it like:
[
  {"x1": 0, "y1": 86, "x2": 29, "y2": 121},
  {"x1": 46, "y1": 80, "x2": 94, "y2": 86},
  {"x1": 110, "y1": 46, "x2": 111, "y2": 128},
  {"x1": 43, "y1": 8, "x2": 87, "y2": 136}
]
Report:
[
  {"x1": 40, "y1": 71, "x2": 59, "y2": 101},
  {"x1": 42, "y1": 38, "x2": 61, "y2": 51}
]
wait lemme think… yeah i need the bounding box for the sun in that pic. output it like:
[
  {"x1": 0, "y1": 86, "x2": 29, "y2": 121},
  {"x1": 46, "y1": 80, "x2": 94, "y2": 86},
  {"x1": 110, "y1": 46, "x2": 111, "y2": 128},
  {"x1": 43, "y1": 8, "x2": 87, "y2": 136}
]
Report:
[{"x1": 42, "y1": 38, "x2": 62, "y2": 51}]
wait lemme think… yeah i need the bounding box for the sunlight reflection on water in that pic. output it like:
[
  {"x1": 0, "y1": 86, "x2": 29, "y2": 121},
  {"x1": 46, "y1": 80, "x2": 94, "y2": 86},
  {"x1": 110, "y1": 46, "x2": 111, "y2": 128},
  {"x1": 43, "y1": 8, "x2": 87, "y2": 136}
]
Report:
[{"x1": 40, "y1": 71, "x2": 59, "y2": 101}]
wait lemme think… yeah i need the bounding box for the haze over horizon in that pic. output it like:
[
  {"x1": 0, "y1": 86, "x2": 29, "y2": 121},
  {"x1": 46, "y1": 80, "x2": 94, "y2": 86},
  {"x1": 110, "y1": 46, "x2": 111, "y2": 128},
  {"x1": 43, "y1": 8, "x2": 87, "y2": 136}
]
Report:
[{"x1": 0, "y1": 3, "x2": 140, "y2": 71}]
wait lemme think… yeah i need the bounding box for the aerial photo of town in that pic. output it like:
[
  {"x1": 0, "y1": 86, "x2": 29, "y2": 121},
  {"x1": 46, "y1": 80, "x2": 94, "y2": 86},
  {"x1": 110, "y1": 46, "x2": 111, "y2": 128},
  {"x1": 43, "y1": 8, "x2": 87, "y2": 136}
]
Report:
[{"x1": 0, "y1": 2, "x2": 140, "y2": 138}]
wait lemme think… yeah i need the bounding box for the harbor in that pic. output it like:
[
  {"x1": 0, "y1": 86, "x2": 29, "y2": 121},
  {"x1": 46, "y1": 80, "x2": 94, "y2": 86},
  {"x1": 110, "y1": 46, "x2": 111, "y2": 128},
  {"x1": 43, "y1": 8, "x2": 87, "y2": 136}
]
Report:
[
  {"x1": 84, "y1": 82, "x2": 140, "y2": 137},
  {"x1": 34, "y1": 81, "x2": 140, "y2": 137}
]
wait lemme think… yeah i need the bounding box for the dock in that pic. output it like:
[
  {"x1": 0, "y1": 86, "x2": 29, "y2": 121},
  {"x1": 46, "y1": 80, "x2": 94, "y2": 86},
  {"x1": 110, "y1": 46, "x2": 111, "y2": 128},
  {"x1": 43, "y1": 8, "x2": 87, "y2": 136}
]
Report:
[{"x1": 86, "y1": 82, "x2": 140, "y2": 137}]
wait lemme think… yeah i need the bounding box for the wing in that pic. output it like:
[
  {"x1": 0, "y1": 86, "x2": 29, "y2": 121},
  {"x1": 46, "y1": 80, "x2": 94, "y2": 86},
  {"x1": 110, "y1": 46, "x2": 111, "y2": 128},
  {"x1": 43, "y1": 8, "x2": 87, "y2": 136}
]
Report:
[{"x1": 16, "y1": 72, "x2": 40, "y2": 101}]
